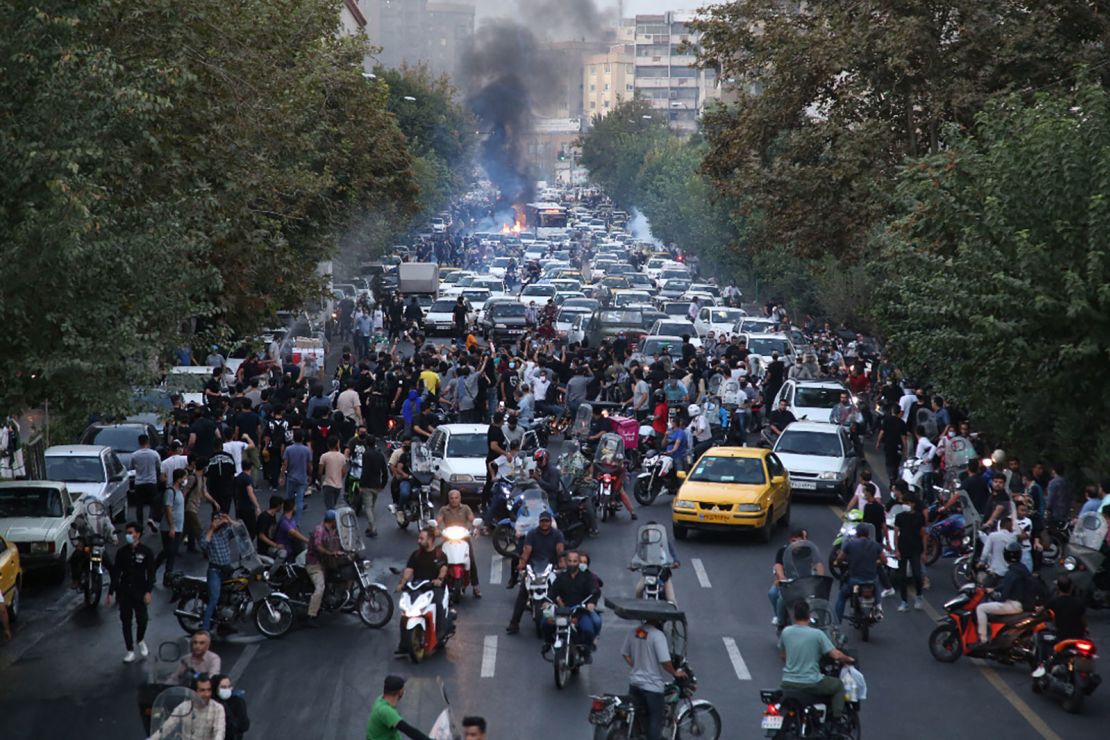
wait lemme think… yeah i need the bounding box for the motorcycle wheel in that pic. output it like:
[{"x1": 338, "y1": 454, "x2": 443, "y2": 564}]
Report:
[
  {"x1": 492, "y1": 525, "x2": 518, "y2": 557},
  {"x1": 1062, "y1": 689, "x2": 1085, "y2": 715},
  {"x1": 634, "y1": 477, "x2": 658, "y2": 506},
  {"x1": 600, "y1": 497, "x2": 611, "y2": 523},
  {"x1": 952, "y1": 558, "x2": 974, "y2": 590},
  {"x1": 554, "y1": 645, "x2": 571, "y2": 689},
  {"x1": 593, "y1": 725, "x2": 629, "y2": 740},
  {"x1": 254, "y1": 596, "x2": 294, "y2": 638},
  {"x1": 928, "y1": 623, "x2": 963, "y2": 663},
  {"x1": 924, "y1": 533, "x2": 942, "y2": 566},
  {"x1": 84, "y1": 571, "x2": 103, "y2": 609},
  {"x1": 860, "y1": 614, "x2": 870, "y2": 643},
  {"x1": 356, "y1": 585, "x2": 394, "y2": 628},
  {"x1": 449, "y1": 579, "x2": 462, "y2": 606},
  {"x1": 409, "y1": 625, "x2": 426, "y2": 663},
  {"x1": 828, "y1": 546, "x2": 847, "y2": 581},
  {"x1": 626, "y1": 449, "x2": 641, "y2": 472},
  {"x1": 176, "y1": 595, "x2": 205, "y2": 634},
  {"x1": 674, "y1": 702, "x2": 722, "y2": 740}
]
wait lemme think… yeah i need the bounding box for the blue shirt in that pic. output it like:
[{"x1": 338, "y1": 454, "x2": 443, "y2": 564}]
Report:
[
  {"x1": 202, "y1": 525, "x2": 235, "y2": 567},
  {"x1": 666, "y1": 428, "x2": 688, "y2": 459},
  {"x1": 283, "y1": 443, "x2": 312, "y2": 483}
]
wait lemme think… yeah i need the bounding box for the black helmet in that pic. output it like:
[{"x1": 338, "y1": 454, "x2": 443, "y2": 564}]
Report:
[
  {"x1": 654, "y1": 389, "x2": 664, "y2": 400},
  {"x1": 1003, "y1": 541, "x2": 1022, "y2": 565}
]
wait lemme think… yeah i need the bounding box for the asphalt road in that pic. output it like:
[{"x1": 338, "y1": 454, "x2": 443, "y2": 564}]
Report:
[{"x1": 2, "y1": 339, "x2": 1107, "y2": 739}]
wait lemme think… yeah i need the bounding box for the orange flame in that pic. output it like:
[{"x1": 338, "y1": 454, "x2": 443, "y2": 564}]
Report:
[{"x1": 500, "y1": 205, "x2": 526, "y2": 234}]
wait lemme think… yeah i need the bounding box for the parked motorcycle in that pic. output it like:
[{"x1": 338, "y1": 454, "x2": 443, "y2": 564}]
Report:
[
  {"x1": 170, "y1": 519, "x2": 293, "y2": 638},
  {"x1": 760, "y1": 659, "x2": 864, "y2": 738},
  {"x1": 1032, "y1": 633, "x2": 1101, "y2": 713},
  {"x1": 68, "y1": 498, "x2": 116, "y2": 609},
  {"x1": 397, "y1": 579, "x2": 455, "y2": 663},
  {"x1": 634, "y1": 449, "x2": 677, "y2": 506},
  {"x1": 928, "y1": 583, "x2": 1049, "y2": 665},
  {"x1": 546, "y1": 602, "x2": 593, "y2": 689}
]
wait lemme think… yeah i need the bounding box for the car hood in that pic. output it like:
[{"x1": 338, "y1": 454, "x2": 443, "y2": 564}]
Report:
[
  {"x1": 0, "y1": 518, "x2": 67, "y2": 541},
  {"x1": 64, "y1": 482, "x2": 110, "y2": 500},
  {"x1": 427, "y1": 311, "x2": 454, "y2": 321},
  {"x1": 773, "y1": 452, "x2": 848, "y2": 475},
  {"x1": 441, "y1": 457, "x2": 487, "y2": 477},
  {"x1": 791, "y1": 407, "x2": 834, "y2": 423},
  {"x1": 676, "y1": 480, "x2": 768, "y2": 504}
]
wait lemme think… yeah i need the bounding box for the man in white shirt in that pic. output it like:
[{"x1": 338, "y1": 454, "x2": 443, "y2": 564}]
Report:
[
  {"x1": 336, "y1": 381, "x2": 363, "y2": 426},
  {"x1": 979, "y1": 517, "x2": 1017, "y2": 578},
  {"x1": 160, "y1": 440, "x2": 190, "y2": 486},
  {"x1": 221, "y1": 435, "x2": 253, "y2": 476},
  {"x1": 898, "y1": 387, "x2": 917, "y2": 423}
]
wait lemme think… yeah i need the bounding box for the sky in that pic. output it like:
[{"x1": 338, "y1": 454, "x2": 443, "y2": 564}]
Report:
[{"x1": 471, "y1": 0, "x2": 722, "y2": 21}]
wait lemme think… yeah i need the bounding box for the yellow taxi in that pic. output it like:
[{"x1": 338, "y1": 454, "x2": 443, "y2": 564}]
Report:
[
  {"x1": 0, "y1": 532, "x2": 21, "y2": 622},
  {"x1": 671, "y1": 447, "x2": 791, "y2": 542}
]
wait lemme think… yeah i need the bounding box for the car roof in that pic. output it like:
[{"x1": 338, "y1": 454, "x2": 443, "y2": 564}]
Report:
[
  {"x1": 437, "y1": 424, "x2": 490, "y2": 434},
  {"x1": 85, "y1": 422, "x2": 148, "y2": 430},
  {"x1": 696, "y1": 446, "x2": 771, "y2": 460},
  {"x1": 744, "y1": 332, "x2": 791, "y2": 340},
  {"x1": 45, "y1": 445, "x2": 109, "y2": 457},
  {"x1": 790, "y1": 380, "x2": 848, "y2": 391},
  {"x1": 780, "y1": 421, "x2": 843, "y2": 434}
]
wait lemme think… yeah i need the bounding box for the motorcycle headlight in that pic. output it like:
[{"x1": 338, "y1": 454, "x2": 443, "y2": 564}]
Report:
[
  {"x1": 449, "y1": 474, "x2": 474, "y2": 483},
  {"x1": 1064, "y1": 556, "x2": 1077, "y2": 572},
  {"x1": 818, "y1": 472, "x2": 840, "y2": 481},
  {"x1": 674, "y1": 500, "x2": 696, "y2": 510},
  {"x1": 738, "y1": 504, "x2": 763, "y2": 512},
  {"x1": 404, "y1": 608, "x2": 423, "y2": 618}
]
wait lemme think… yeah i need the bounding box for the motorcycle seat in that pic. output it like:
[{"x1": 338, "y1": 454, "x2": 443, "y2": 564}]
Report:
[
  {"x1": 987, "y1": 612, "x2": 1029, "y2": 625},
  {"x1": 780, "y1": 689, "x2": 828, "y2": 708}
]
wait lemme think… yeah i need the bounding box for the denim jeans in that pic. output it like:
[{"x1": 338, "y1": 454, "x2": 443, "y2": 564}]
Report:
[
  {"x1": 202, "y1": 566, "x2": 223, "y2": 631},
  {"x1": 836, "y1": 576, "x2": 877, "y2": 623},
  {"x1": 543, "y1": 609, "x2": 599, "y2": 644},
  {"x1": 398, "y1": 480, "x2": 412, "y2": 508},
  {"x1": 285, "y1": 478, "x2": 307, "y2": 524},
  {"x1": 768, "y1": 584, "x2": 780, "y2": 616},
  {"x1": 629, "y1": 685, "x2": 665, "y2": 740}
]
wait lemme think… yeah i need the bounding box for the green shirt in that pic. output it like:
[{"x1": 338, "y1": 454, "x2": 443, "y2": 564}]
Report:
[
  {"x1": 366, "y1": 695, "x2": 402, "y2": 740},
  {"x1": 778, "y1": 624, "x2": 834, "y2": 685}
]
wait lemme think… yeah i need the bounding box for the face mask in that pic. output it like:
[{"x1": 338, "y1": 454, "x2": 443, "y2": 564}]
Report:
[
  {"x1": 125, "y1": 533, "x2": 135, "y2": 545},
  {"x1": 577, "y1": 562, "x2": 588, "y2": 573},
  {"x1": 218, "y1": 688, "x2": 233, "y2": 700}
]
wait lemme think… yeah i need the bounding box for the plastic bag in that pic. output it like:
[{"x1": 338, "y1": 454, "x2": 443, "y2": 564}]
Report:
[{"x1": 840, "y1": 664, "x2": 867, "y2": 702}]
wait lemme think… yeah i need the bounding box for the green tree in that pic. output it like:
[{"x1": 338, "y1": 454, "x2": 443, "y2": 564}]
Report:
[
  {"x1": 578, "y1": 99, "x2": 667, "y2": 209},
  {"x1": 693, "y1": 0, "x2": 1109, "y2": 263},
  {"x1": 0, "y1": 0, "x2": 419, "y2": 423},
  {"x1": 872, "y1": 81, "x2": 1110, "y2": 471}
]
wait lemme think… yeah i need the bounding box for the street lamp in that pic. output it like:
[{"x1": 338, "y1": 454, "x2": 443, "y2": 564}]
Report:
[
  {"x1": 402, "y1": 96, "x2": 417, "y2": 102},
  {"x1": 642, "y1": 115, "x2": 653, "y2": 119}
]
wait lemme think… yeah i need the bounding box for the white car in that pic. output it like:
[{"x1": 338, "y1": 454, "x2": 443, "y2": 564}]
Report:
[
  {"x1": 773, "y1": 380, "x2": 851, "y2": 424},
  {"x1": 743, "y1": 332, "x2": 798, "y2": 370},
  {"x1": 488, "y1": 257, "x2": 513, "y2": 280},
  {"x1": 554, "y1": 290, "x2": 586, "y2": 306},
  {"x1": 426, "y1": 298, "x2": 467, "y2": 335},
  {"x1": 524, "y1": 246, "x2": 546, "y2": 261},
  {"x1": 471, "y1": 276, "x2": 506, "y2": 297},
  {"x1": 733, "y1": 316, "x2": 779, "y2": 335},
  {"x1": 648, "y1": 320, "x2": 701, "y2": 347},
  {"x1": 423, "y1": 424, "x2": 492, "y2": 502},
  {"x1": 771, "y1": 421, "x2": 859, "y2": 500},
  {"x1": 0, "y1": 481, "x2": 83, "y2": 573},
  {"x1": 165, "y1": 365, "x2": 217, "y2": 405},
  {"x1": 457, "y1": 288, "x2": 491, "y2": 315},
  {"x1": 520, "y1": 283, "x2": 558, "y2": 302},
  {"x1": 556, "y1": 306, "x2": 591, "y2": 337},
  {"x1": 44, "y1": 445, "x2": 131, "y2": 522},
  {"x1": 680, "y1": 290, "x2": 717, "y2": 307},
  {"x1": 694, "y1": 307, "x2": 747, "y2": 338},
  {"x1": 613, "y1": 290, "x2": 654, "y2": 308},
  {"x1": 567, "y1": 314, "x2": 590, "y2": 344}
]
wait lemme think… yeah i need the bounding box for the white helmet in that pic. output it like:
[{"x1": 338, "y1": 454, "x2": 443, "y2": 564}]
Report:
[{"x1": 687, "y1": 404, "x2": 702, "y2": 418}]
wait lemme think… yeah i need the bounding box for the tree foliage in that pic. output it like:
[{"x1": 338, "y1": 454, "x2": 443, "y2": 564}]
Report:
[
  {"x1": 692, "y1": 0, "x2": 1109, "y2": 262},
  {"x1": 0, "y1": 0, "x2": 419, "y2": 421},
  {"x1": 872, "y1": 81, "x2": 1110, "y2": 471},
  {"x1": 578, "y1": 99, "x2": 667, "y2": 210}
]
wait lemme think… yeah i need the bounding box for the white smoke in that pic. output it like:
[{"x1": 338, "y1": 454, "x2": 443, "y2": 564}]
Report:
[{"x1": 628, "y1": 208, "x2": 659, "y2": 244}]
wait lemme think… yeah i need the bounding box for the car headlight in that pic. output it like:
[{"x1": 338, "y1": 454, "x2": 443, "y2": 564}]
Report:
[
  {"x1": 818, "y1": 472, "x2": 840, "y2": 481},
  {"x1": 674, "y1": 500, "x2": 696, "y2": 510},
  {"x1": 1064, "y1": 556, "x2": 1077, "y2": 572},
  {"x1": 737, "y1": 504, "x2": 763, "y2": 512},
  {"x1": 30, "y1": 542, "x2": 52, "y2": 554},
  {"x1": 449, "y1": 474, "x2": 474, "y2": 483}
]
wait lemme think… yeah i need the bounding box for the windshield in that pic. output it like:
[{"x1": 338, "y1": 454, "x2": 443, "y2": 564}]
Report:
[
  {"x1": 747, "y1": 337, "x2": 791, "y2": 356},
  {"x1": 461, "y1": 290, "x2": 490, "y2": 302},
  {"x1": 776, "y1": 431, "x2": 843, "y2": 457},
  {"x1": 492, "y1": 258, "x2": 511, "y2": 267},
  {"x1": 492, "y1": 304, "x2": 526, "y2": 318},
  {"x1": 0, "y1": 487, "x2": 65, "y2": 518},
  {"x1": 600, "y1": 310, "x2": 642, "y2": 326},
  {"x1": 663, "y1": 304, "x2": 688, "y2": 317},
  {"x1": 80, "y1": 427, "x2": 143, "y2": 453},
  {"x1": 558, "y1": 308, "x2": 589, "y2": 322},
  {"x1": 688, "y1": 456, "x2": 767, "y2": 485},
  {"x1": 615, "y1": 293, "x2": 650, "y2": 307},
  {"x1": 46, "y1": 456, "x2": 106, "y2": 483},
  {"x1": 655, "y1": 322, "x2": 692, "y2": 336},
  {"x1": 164, "y1": 373, "x2": 208, "y2": 392},
  {"x1": 641, "y1": 338, "x2": 680, "y2": 355},
  {"x1": 522, "y1": 284, "x2": 555, "y2": 296},
  {"x1": 740, "y1": 319, "x2": 776, "y2": 332},
  {"x1": 431, "y1": 300, "x2": 457, "y2": 313},
  {"x1": 446, "y1": 433, "x2": 488, "y2": 458},
  {"x1": 794, "y1": 387, "x2": 844, "y2": 408},
  {"x1": 707, "y1": 309, "x2": 743, "y2": 323},
  {"x1": 564, "y1": 299, "x2": 598, "y2": 310}
]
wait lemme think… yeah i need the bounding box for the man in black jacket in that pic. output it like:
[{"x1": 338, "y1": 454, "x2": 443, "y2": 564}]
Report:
[
  {"x1": 107, "y1": 522, "x2": 155, "y2": 662},
  {"x1": 356, "y1": 429, "x2": 389, "y2": 538}
]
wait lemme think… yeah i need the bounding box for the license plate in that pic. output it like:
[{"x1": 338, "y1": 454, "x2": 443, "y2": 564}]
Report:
[
  {"x1": 556, "y1": 617, "x2": 569, "y2": 626},
  {"x1": 792, "y1": 480, "x2": 817, "y2": 490},
  {"x1": 699, "y1": 512, "x2": 731, "y2": 522},
  {"x1": 761, "y1": 715, "x2": 783, "y2": 730}
]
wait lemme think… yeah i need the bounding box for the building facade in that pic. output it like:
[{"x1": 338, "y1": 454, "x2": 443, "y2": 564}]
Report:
[
  {"x1": 364, "y1": 0, "x2": 475, "y2": 81},
  {"x1": 583, "y1": 44, "x2": 635, "y2": 120},
  {"x1": 629, "y1": 11, "x2": 720, "y2": 132}
]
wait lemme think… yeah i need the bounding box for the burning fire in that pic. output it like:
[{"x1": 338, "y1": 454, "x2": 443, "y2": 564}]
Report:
[{"x1": 500, "y1": 204, "x2": 526, "y2": 234}]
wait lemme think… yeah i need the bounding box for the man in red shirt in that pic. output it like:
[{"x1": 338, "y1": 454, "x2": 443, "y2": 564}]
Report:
[{"x1": 651, "y1": 390, "x2": 668, "y2": 449}]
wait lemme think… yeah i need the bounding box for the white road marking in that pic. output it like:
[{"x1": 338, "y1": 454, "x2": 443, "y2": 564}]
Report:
[
  {"x1": 691, "y1": 558, "x2": 712, "y2": 588},
  {"x1": 723, "y1": 637, "x2": 752, "y2": 681},
  {"x1": 481, "y1": 635, "x2": 499, "y2": 678},
  {"x1": 322, "y1": 679, "x2": 345, "y2": 740},
  {"x1": 228, "y1": 643, "x2": 260, "y2": 683},
  {"x1": 489, "y1": 553, "x2": 504, "y2": 585}
]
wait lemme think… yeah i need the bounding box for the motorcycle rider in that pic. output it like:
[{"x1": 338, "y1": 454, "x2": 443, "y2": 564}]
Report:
[
  {"x1": 632, "y1": 522, "x2": 681, "y2": 604},
  {"x1": 971, "y1": 541, "x2": 1029, "y2": 654},
  {"x1": 170, "y1": 630, "x2": 222, "y2": 685},
  {"x1": 621, "y1": 617, "x2": 688, "y2": 740},
  {"x1": 779, "y1": 600, "x2": 856, "y2": 725},
  {"x1": 1032, "y1": 574, "x2": 1088, "y2": 677},
  {"x1": 305, "y1": 509, "x2": 346, "y2": 627},
  {"x1": 435, "y1": 488, "x2": 481, "y2": 598},
  {"x1": 395, "y1": 527, "x2": 448, "y2": 652},
  {"x1": 766, "y1": 398, "x2": 796, "y2": 440},
  {"x1": 544, "y1": 550, "x2": 600, "y2": 661},
  {"x1": 106, "y1": 521, "x2": 154, "y2": 662},
  {"x1": 833, "y1": 523, "x2": 884, "y2": 623},
  {"x1": 68, "y1": 498, "x2": 116, "y2": 589},
  {"x1": 506, "y1": 511, "x2": 565, "y2": 633},
  {"x1": 828, "y1": 391, "x2": 857, "y2": 427},
  {"x1": 771, "y1": 530, "x2": 826, "y2": 626},
  {"x1": 533, "y1": 448, "x2": 598, "y2": 537},
  {"x1": 595, "y1": 432, "x2": 637, "y2": 520}
]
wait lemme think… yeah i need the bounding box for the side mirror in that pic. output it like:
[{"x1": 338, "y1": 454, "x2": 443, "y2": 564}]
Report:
[
  {"x1": 773, "y1": 476, "x2": 785, "y2": 484},
  {"x1": 675, "y1": 471, "x2": 687, "y2": 480}
]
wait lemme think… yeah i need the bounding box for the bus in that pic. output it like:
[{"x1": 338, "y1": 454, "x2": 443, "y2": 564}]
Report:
[{"x1": 525, "y1": 202, "x2": 568, "y2": 238}]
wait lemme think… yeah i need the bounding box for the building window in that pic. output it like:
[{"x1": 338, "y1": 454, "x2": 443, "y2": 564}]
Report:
[
  {"x1": 604, "y1": 63, "x2": 610, "y2": 73},
  {"x1": 590, "y1": 101, "x2": 596, "y2": 109},
  {"x1": 604, "y1": 100, "x2": 610, "y2": 107},
  {"x1": 604, "y1": 83, "x2": 609, "y2": 91},
  {"x1": 590, "y1": 84, "x2": 595, "y2": 91}
]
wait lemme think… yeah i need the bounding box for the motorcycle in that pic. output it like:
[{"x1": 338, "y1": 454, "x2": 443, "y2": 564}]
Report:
[
  {"x1": 589, "y1": 598, "x2": 720, "y2": 740},
  {"x1": 68, "y1": 498, "x2": 116, "y2": 609},
  {"x1": 1032, "y1": 632, "x2": 1101, "y2": 713},
  {"x1": 634, "y1": 449, "x2": 677, "y2": 506},
  {"x1": 267, "y1": 507, "x2": 393, "y2": 628},
  {"x1": 928, "y1": 583, "x2": 1049, "y2": 665},
  {"x1": 630, "y1": 521, "x2": 679, "y2": 604},
  {"x1": 524, "y1": 559, "x2": 557, "y2": 638},
  {"x1": 924, "y1": 490, "x2": 982, "y2": 566},
  {"x1": 545, "y1": 602, "x2": 593, "y2": 689},
  {"x1": 442, "y1": 521, "x2": 480, "y2": 606},
  {"x1": 492, "y1": 485, "x2": 554, "y2": 557},
  {"x1": 760, "y1": 660, "x2": 864, "y2": 738},
  {"x1": 397, "y1": 579, "x2": 455, "y2": 663},
  {"x1": 1043, "y1": 511, "x2": 1109, "y2": 610},
  {"x1": 170, "y1": 519, "x2": 294, "y2": 639},
  {"x1": 593, "y1": 432, "x2": 626, "y2": 522},
  {"x1": 389, "y1": 443, "x2": 437, "y2": 530}
]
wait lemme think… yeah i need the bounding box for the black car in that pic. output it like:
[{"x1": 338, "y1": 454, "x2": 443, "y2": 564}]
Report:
[
  {"x1": 585, "y1": 309, "x2": 646, "y2": 347},
  {"x1": 483, "y1": 301, "x2": 530, "y2": 344}
]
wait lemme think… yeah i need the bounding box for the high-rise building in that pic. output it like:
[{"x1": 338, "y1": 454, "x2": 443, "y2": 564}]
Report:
[
  {"x1": 629, "y1": 11, "x2": 719, "y2": 132},
  {"x1": 583, "y1": 44, "x2": 635, "y2": 120},
  {"x1": 365, "y1": 0, "x2": 475, "y2": 82}
]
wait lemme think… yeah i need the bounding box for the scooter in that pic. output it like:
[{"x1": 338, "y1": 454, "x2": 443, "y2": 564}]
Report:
[
  {"x1": 1032, "y1": 633, "x2": 1101, "y2": 713},
  {"x1": 442, "y1": 521, "x2": 480, "y2": 606},
  {"x1": 928, "y1": 583, "x2": 1049, "y2": 665},
  {"x1": 397, "y1": 579, "x2": 455, "y2": 663},
  {"x1": 634, "y1": 449, "x2": 677, "y2": 506}
]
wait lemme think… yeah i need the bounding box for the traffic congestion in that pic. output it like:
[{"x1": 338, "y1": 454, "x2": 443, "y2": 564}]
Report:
[{"x1": 1, "y1": 182, "x2": 1108, "y2": 740}]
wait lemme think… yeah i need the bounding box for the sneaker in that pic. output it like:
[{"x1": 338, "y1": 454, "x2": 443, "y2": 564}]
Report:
[
  {"x1": 138, "y1": 641, "x2": 149, "y2": 658},
  {"x1": 913, "y1": 596, "x2": 925, "y2": 611},
  {"x1": 123, "y1": 651, "x2": 136, "y2": 663},
  {"x1": 880, "y1": 588, "x2": 895, "y2": 599},
  {"x1": 897, "y1": 602, "x2": 910, "y2": 612},
  {"x1": 630, "y1": 513, "x2": 639, "y2": 521},
  {"x1": 771, "y1": 617, "x2": 780, "y2": 626},
  {"x1": 1032, "y1": 666, "x2": 1046, "y2": 679},
  {"x1": 472, "y1": 588, "x2": 482, "y2": 599}
]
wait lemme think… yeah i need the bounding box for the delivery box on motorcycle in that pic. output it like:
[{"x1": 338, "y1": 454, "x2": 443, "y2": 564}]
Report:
[{"x1": 608, "y1": 415, "x2": 638, "y2": 449}]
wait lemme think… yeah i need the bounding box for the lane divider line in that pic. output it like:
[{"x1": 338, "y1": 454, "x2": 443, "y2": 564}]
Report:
[
  {"x1": 481, "y1": 635, "x2": 498, "y2": 678},
  {"x1": 489, "y1": 553, "x2": 503, "y2": 585},
  {"x1": 723, "y1": 637, "x2": 752, "y2": 680},
  {"x1": 691, "y1": 558, "x2": 712, "y2": 588},
  {"x1": 228, "y1": 643, "x2": 260, "y2": 684}
]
